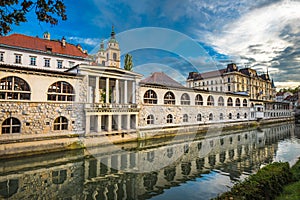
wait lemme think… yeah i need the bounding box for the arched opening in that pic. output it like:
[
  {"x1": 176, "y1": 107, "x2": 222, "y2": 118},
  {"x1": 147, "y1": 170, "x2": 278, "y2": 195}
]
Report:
[
  {"x1": 195, "y1": 94, "x2": 203, "y2": 105},
  {"x1": 236, "y1": 98, "x2": 241, "y2": 107},
  {"x1": 144, "y1": 90, "x2": 157, "y2": 104},
  {"x1": 1, "y1": 117, "x2": 21, "y2": 134},
  {"x1": 48, "y1": 81, "x2": 75, "y2": 101},
  {"x1": 146, "y1": 114, "x2": 154, "y2": 124},
  {"x1": 207, "y1": 95, "x2": 214, "y2": 106},
  {"x1": 227, "y1": 97, "x2": 233, "y2": 106},
  {"x1": 166, "y1": 114, "x2": 173, "y2": 123},
  {"x1": 164, "y1": 91, "x2": 175, "y2": 105},
  {"x1": 0, "y1": 76, "x2": 31, "y2": 100},
  {"x1": 243, "y1": 99, "x2": 248, "y2": 107},
  {"x1": 54, "y1": 116, "x2": 68, "y2": 130},
  {"x1": 209, "y1": 113, "x2": 213, "y2": 121},
  {"x1": 197, "y1": 114, "x2": 202, "y2": 121},
  {"x1": 218, "y1": 96, "x2": 224, "y2": 106},
  {"x1": 181, "y1": 93, "x2": 190, "y2": 105},
  {"x1": 183, "y1": 114, "x2": 188, "y2": 122}
]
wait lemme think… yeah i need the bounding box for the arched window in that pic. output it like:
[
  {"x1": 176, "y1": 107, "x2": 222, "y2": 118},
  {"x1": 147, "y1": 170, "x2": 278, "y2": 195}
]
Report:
[
  {"x1": 236, "y1": 98, "x2": 241, "y2": 107},
  {"x1": 244, "y1": 113, "x2": 247, "y2": 119},
  {"x1": 1, "y1": 117, "x2": 21, "y2": 134},
  {"x1": 144, "y1": 90, "x2": 157, "y2": 104},
  {"x1": 228, "y1": 113, "x2": 232, "y2": 119},
  {"x1": 0, "y1": 76, "x2": 30, "y2": 100},
  {"x1": 52, "y1": 170, "x2": 67, "y2": 184},
  {"x1": 243, "y1": 99, "x2": 248, "y2": 107},
  {"x1": 54, "y1": 116, "x2": 68, "y2": 130},
  {"x1": 207, "y1": 95, "x2": 214, "y2": 106},
  {"x1": 113, "y1": 53, "x2": 117, "y2": 61},
  {"x1": 147, "y1": 115, "x2": 154, "y2": 124},
  {"x1": 227, "y1": 97, "x2": 233, "y2": 106},
  {"x1": 251, "y1": 103, "x2": 254, "y2": 107},
  {"x1": 166, "y1": 114, "x2": 173, "y2": 123},
  {"x1": 218, "y1": 96, "x2": 224, "y2": 106},
  {"x1": 237, "y1": 113, "x2": 240, "y2": 119},
  {"x1": 48, "y1": 81, "x2": 74, "y2": 101},
  {"x1": 219, "y1": 113, "x2": 224, "y2": 120},
  {"x1": 195, "y1": 94, "x2": 203, "y2": 105},
  {"x1": 181, "y1": 93, "x2": 190, "y2": 105},
  {"x1": 183, "y1": 114, "x2": 188, "y2": 122},
  {"x1": 209, "y1": 113, "x2": 213, "y2": 121},
  {"x1": 197, "y1": 114, "x2": 202, "y2": 121},
  {"x1": 164, "y1": 91, "x2": 175, "y2": 105}
]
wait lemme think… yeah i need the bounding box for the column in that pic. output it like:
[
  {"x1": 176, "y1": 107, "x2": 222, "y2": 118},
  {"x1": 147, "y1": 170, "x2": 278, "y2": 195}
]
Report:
[
  {"x1": 132, "y1": 81, "x2": 136, "y2": 104},
  {"x1": 85, "y1": 115, "x2": 90, "y2": 134},
  {"x1": 124, "y1": 80, "x2": 128, "y2": 104},
  {"x1": 106, "y1": 77, "x2": 110, "y2": 103},
  {"x1": 127, "y1": 114, "x2": 131, "y2": 130},
  {"x1": 95, "y1": 77, "x2": 100, "y2": 103},
  {"x1": 118, "y1": 115, "x2": 122, "y2": 131},
  {"x1": 135, "y1": 114, "x2": 138, "y2": 129},
  {"x1": 108, "y1": 115, "x2": 112, "y2": 132},
  {"x1": 115, "y1": 79, "x2": 119, "y2": 104},
  {"x1": 96, "y1": 115, "x2": 102, "y2": 132}
]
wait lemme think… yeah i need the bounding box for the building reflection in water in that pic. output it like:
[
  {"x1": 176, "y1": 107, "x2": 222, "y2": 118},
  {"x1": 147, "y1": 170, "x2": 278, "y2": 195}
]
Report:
[{"x1": 0, "y1": 123, "x2": 297, "y2": 200}]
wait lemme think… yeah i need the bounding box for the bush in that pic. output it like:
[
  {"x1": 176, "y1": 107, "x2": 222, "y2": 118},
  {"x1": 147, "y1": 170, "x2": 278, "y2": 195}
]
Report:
[{"x1": 215, "y1": 162, "x2": 293, "y2": 200}]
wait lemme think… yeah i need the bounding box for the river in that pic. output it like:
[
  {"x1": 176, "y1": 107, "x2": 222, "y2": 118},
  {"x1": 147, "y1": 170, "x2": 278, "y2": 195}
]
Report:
[{"x1": 1, "y1": 122, "x2": 300, "y2": 200}]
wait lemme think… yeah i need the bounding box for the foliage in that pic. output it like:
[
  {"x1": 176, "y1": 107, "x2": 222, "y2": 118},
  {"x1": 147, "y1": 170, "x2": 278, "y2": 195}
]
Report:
[
  {"x1": 279, "y1": 86, "x2": 300, "y2": 94},
  {"x1": 0, "y1": 0, "x2": 67, "y2": 35},
  {"x1": 215, "y1": 162, "x2": 293, "y2": 200},
  {"x1": 124, "y1": 53, "x2": 133, "y2": 71}
]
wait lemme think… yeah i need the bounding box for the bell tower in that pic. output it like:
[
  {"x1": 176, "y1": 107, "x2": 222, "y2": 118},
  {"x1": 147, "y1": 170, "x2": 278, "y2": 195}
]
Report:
[
  {"x1": 97, "y1": 40, "x2": 106, "y2": 66},
  {"x1": 105, "y1": 26, "x2": 120, "y2": 68}
]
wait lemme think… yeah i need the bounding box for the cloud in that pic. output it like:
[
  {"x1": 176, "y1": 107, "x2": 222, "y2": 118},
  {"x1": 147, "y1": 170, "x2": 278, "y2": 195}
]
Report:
[{"x1": 67, "y1": 36, "x2": 101, "y2": 47}]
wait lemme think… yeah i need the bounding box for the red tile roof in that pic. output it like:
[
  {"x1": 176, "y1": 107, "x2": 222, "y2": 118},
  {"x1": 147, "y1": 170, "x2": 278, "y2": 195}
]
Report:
[
  {"x1": 0, "y1": 33, "x2": 88, "y2": 58},
  {"x1": 141, "y1": 72, "x2": 184, "y2": 88}
]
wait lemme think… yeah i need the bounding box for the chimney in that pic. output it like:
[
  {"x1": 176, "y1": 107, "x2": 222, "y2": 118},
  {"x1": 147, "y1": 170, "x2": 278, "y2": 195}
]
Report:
[
  {"x1": 61, "y1": 37, "x2": 66, "y2": 47},
  {"x1": 77, "y1": 44, "x2": 82, "y2": 52},
  {"x1": 43, "y1": 32, "x2": 50, "y2": 40}
]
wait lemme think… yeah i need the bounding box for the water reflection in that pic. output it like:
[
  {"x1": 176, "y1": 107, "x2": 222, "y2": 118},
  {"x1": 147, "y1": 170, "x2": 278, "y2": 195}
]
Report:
[{"x1": 0, "y1": 123, "x2": 299, "y2": 200}]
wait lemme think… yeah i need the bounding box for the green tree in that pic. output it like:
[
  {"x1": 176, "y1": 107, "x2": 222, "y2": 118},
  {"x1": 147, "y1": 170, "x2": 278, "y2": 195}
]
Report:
[
  {"x1": 124, "y1": 53, "x2": 133, "y2": 71},
  {"x1": 0, "y1": 0, "x2": 67, "y2": 36}
]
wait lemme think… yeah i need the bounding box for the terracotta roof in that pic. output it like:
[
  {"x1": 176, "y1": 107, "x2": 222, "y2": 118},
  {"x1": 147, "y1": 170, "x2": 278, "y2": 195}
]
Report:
[
  {"x1": 188, "y1": 69, "x2": 227, "y2": 80},
  {"x1": 141, "y1": 72, "x2": 184, "y2": 88},
  {"x1": 0, "y1": 33, "x2": 88, "y2": 58}
]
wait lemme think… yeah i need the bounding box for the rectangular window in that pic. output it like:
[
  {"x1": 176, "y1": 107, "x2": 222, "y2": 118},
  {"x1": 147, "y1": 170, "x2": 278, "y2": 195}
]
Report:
[
  {"x1": 0, "y1": 52, "x2": 4, "y2": 62},
  {"x1": 44, "y1": 58, "x2": 50, "y2": 67},
  {"x1": 15, "y1": 54, "x2": 22, "y2": 64},
  {"x1": 30, "y1": 56, "x2": 36, "y2": 65},
  {"x1": 57, "y1": 60, "x2": 63, "y2": 68},
  {"x1": 69, "y1": 61, "x2": 75, "y2": 68}
]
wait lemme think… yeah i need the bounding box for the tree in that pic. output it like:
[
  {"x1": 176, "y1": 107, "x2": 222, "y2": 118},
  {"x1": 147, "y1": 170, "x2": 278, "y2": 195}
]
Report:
[
  {"x1": 124, "y1": 53, "x2": 133, "y2": 71},
  {"x1": 0, "y1": 0, "x2": 67, "y2": 36}
]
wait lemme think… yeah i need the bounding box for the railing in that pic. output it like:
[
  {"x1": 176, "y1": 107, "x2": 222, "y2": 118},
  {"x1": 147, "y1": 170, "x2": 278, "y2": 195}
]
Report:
[{"x1": 85, "y1": 103, "x2": 140, "y2": 113}]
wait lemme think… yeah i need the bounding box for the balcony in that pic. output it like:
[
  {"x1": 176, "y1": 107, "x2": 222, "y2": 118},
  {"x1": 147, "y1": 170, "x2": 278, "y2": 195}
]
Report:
[{"x1": 85, "y1": 103, "x2": 140, "y2": 113}]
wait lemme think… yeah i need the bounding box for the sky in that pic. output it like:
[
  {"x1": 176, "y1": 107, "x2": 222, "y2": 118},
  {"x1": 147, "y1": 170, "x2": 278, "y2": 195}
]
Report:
[{"x1": 10, "y1": 0, "x2": 300, "y2": 89}]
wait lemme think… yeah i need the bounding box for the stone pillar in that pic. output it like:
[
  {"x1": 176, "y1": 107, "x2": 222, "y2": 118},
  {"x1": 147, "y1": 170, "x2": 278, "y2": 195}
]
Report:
[
  {"x1": 95, "y1": 77, "x2": 100, "y2": 103},
  {"x1": 135, "y1": 114, "x2": 138, "y2": 129},
  {"x1": 106, "y1": 77, "x2": 110, "y2": 103},
  {"x1": 85, "y1": 115, "x2": 90, "y2": 134},
  {"x1": 108, "y1": 115, "x2": 112, "y2": 132},
  {"x1": 118, "y1": 115, "x2": 122, "y2": 131},
  {"x1": 132, "y1": 81, "x2": 136, "y2": 104},
  {"x1": 124, "y1": 80, "x2": 128, "y2": 104},
  {"x1": 96, "y1": 115, "x2": 102, "y2": 132},
  {"x1": 127, "y1": 114, "x2": 131, "y2": 130},
  {"x1": 115, "y1": 79, "x2": 119, "y2": 104}
]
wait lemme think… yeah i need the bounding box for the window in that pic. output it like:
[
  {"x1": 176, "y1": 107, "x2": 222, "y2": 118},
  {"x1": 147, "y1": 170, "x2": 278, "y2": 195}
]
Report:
[
  {"x1": 54, "y1": 116, "x2": 68, "y2": 130},
  {"x1": 209, "y1": 113, "x2": 213, "y2": 121},
  {"x1": 220, "y1": 113, "x2": 224, "y2": 120},
  {"x1": 227, "y1": 97, "x2": 233, "y2": 106},
  {"x1": 47, "y1": 81, "x2": 75, "y2": 101},
  {"x1": 44, "y1": 58, "x2": 50, "y2": 67},
  {"x1": 227, "y1": 77, "x2": 230, "y2": 83},
  {"x1": 15, "y1": 54, "x2": 22, "y2": 64},
  {"x1": 244, "y1": 113, "x2": 247, "y2": 119},
  {"x1": 147, "y1": 115, "x2": 154, "y2": 124},
  {"x1": 218, "y1": 96, "x2": 224, "y2": 106},
  {"x1": 2, "y1": 117, "x2": 21, "y2": 134},
  {"x1": 30, "y1": 56, "x2": 36, "y2": 65},
  {"x1": 236, "y1": 98, "x2": 241, "y2": 107},
  {"x1": 237, "y1": 113, "x2": 240, "y2": 119},
  {"x1": 228, "y1": 113, "x2": 232, "y2": 119},
  {"x1": 144, "y1": 90, "x2": 157, "y2": 104},
  {"x1": 181, "y1": 93, "x2": 190, "y2": 105},
  {"x1": 197, "y1": 114, "x2": 202, "y2": 121},
  {"x1": 0, "y1": 52, "x2": 4, "y2": 62},
  {"x1": 113, "y1": 53, "x2": 117, "y2": 61},
  {"x1": 69, "y1": 61, "x2": 75, "y2": 68},
  {"x1": 166, "y1": 114, "x2": 173, "y2": 123},
  {"x1": 52, "y1": 170, "x2": 67, "y2": 184},
  {"x1": 57, "y1": 60, "x2": 63, "y2": 69},
  {"x1": 243, "y1": 99, "x2": 247, "y2": 107},
  {"x1": 183, "y1": 114, "x2": 188, "y2": 122},
  {"x1": 164, "y1": 91, "x2": 175, "y2": 105},
  {"x1": 0, "y1": 76, "x2": 31, "y2": 100},
  {"x1": 195, "y1": 94, "x2": 203, "y2": 105},
  {"x1": 207, "y1": 95, "x2": 214, "y2": 106}
]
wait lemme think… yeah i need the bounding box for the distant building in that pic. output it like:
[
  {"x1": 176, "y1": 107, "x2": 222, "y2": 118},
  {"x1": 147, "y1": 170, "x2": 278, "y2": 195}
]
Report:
[{"x1": 186, "y1": 63, "x2": 276, "y2": 101}]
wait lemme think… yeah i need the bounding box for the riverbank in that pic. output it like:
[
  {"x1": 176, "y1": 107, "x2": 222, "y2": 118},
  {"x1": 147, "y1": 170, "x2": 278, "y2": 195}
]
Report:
[{"x1": 0, "y1": 117, "x2": 294, "y2": 159}]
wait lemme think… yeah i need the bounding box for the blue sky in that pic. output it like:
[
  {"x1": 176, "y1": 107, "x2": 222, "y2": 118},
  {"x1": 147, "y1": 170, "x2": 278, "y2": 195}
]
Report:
[{"x1": 10, "y1": 0, "x2": 300, "y2": 89}]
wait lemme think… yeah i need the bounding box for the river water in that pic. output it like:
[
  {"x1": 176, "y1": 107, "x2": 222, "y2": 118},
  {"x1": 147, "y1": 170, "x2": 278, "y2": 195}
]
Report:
[{"x1": 1, "y1": 122, "x2": 300, "y2": 200}]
